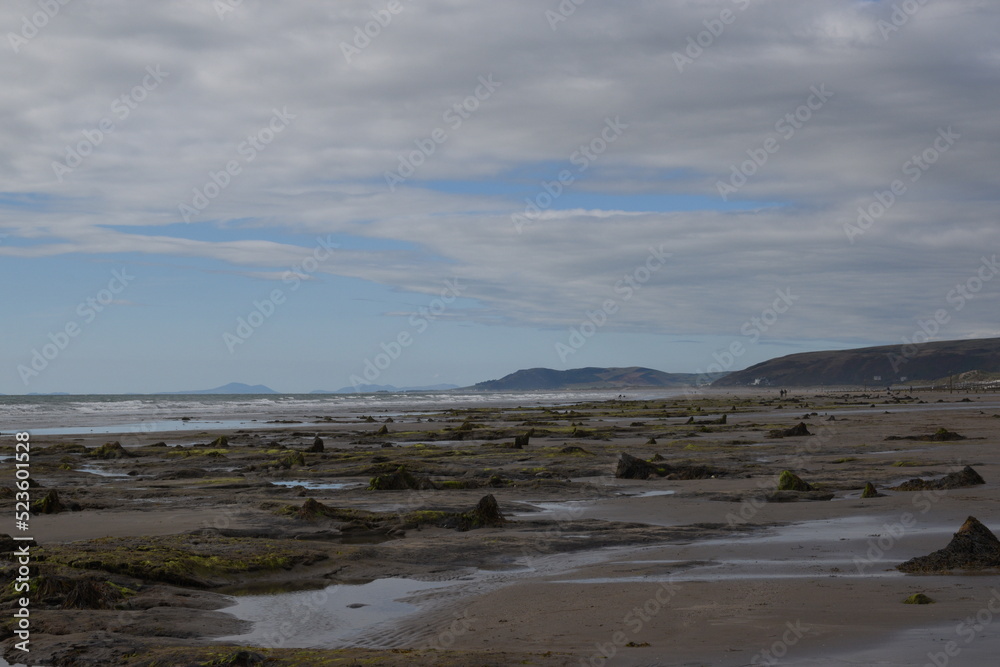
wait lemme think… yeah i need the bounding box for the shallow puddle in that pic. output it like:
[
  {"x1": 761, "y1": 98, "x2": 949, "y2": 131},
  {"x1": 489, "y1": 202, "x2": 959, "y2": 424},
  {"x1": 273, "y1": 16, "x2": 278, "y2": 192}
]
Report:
[
  {"x1": 215, "y1": 577, "x2": 457, "y2": 648},
  {"x1": 75, "y1": 465, "x2": 132, "y2": 478},
  {"x1": 269, "y1": 480, "x2": 359, "y2": 490}
]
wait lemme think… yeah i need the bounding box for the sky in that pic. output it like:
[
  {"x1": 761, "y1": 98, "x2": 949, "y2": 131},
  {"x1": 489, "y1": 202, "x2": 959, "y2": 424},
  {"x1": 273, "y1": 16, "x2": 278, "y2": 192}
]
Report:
[{"x1": 1, "y1": 0, "x2": 998, "y2": 394}]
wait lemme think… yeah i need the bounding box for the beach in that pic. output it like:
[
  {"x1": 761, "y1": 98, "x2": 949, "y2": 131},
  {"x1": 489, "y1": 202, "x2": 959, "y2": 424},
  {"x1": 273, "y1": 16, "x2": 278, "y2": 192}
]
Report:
[{"x1": 3, "y1": 388, "x2": 1000, "y2": 666}]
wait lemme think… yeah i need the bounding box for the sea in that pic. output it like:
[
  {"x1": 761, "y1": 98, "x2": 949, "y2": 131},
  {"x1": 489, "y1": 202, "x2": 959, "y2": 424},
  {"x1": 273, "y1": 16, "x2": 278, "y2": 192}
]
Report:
[{"x1": 0, "y1": 389, "x2": 680, "y2": 437}]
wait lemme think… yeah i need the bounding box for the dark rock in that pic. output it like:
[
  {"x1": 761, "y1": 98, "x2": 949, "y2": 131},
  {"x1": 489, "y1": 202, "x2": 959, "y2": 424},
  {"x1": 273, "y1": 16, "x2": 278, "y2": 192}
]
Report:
[
  {"x1": 368, "y1": 466, "x2": 436, "y2": 491},
  {"x1": 898, "y1": 517, "x2": 1000, "y2": 573},
  {"x1": 457, "y1": 494, "x2": 505, "y2": 530},
  {"x1": 769, "y1": 423, "x2": 811, "y2": 438},
  {"x1": 375, "y1": 425, "x2": 389, "y2": 436},
  {"x1": 90, "y1": 441, "x2": 132, "y2": 459},
  {"x1": 893, "y1": 465, "x2": 985, "y2": 491},
  {"x1": 295, "y1": 498, "x2": 337, "y2": 521},
  {"x1": 766, "y1": 490, "x2": 834, "y2": 502},
  {"x1": 208, "y1": 436, "x2": 229, "y2": 448},
  {"x1": 615, "y1": 453, "x2": 660, "y2": 480},
  {"x1": 513, "y1": 432, "x2": 531, "y2": 448},
  {"x1": 885, "y1": 428, "x2": 967, "y2": 442},
  {"x1": 307, "y1": 437, "x2": 324, "y2": 453},
  {"x1": 32, "y1": 489, "x2": 66, "y2": 514}
]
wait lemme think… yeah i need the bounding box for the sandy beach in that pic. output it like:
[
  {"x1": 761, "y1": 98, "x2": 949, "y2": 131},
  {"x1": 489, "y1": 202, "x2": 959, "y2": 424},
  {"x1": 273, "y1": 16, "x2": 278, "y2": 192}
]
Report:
[{"x1": 3, "y1": 388, "x2": 1000, "y2": 666}]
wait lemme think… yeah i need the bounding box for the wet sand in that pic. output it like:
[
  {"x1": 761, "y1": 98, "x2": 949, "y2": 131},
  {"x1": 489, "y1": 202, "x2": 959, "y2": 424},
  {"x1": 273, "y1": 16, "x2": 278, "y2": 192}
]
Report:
[{"x1": 2, "y1": 388, "x2": 1000, "y2": 665}]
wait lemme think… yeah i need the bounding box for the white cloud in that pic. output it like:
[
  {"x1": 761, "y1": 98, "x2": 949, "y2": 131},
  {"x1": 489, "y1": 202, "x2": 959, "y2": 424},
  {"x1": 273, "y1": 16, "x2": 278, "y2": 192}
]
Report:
[{"x1": 1, "y1": 0, "x2": 998, "y2": 346}]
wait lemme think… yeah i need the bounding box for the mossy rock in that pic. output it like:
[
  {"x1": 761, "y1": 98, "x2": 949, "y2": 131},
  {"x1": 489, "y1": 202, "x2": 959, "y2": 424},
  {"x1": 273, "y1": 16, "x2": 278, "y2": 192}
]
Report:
[
  {"x1": 208, "y1": 436, "x2": 229, "y2": 448},
  {"x1": 40, "y1": 535, "x2": 328, "y2": 588},
  {"x1": 375, "y1": 425, "x2": 389, "y2": 436},
  {"x1": 34, "y1": 575, "x2": 130, "y2": 609},
  {"x1": 202, "y1": 651, "x2": 267, "y2": 666},
  {"x1": 294, "y1": 498, "x2": 338, "y2": 521},
  {"x1": 456, "y1": 494, "x2": 505, "y2": 531},
  {"x1": 90, "y1": 441, "x2": 132, "y2": 459},
  {"x1": 277, "y1": 451, "x2": 306, "y2": 469},
  {"x1": 903, "y1": 593, "x2": 935, "y2": 605},
  {"x1": 32, "y1": 489, "x2": 66, "y2": 514},
  {"x1": 368, "y1": 466, "x2": 436, "y2": 491},
  {"x1": 861, "y1": 482, "x2": 883, "y2": 499},
  {"x1": 777, "y1": 470, "x2": 813, "y2": 492}
]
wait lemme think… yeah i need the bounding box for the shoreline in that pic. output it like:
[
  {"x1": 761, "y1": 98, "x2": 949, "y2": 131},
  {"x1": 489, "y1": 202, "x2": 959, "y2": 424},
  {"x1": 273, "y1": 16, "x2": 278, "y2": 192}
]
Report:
[{"x1": 2, "y1": 389, "x2": 999, "y2": 665}]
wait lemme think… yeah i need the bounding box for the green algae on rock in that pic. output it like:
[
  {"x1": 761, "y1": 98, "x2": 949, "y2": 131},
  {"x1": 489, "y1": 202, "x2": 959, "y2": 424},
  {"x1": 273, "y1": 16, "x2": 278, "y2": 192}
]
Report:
[{"x1": 777, "y1": 470, "x2": 813, "y2": 492}]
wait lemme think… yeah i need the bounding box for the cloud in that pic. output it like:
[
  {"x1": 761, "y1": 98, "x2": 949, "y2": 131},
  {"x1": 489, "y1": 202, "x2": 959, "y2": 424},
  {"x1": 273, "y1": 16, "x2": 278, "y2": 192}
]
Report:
[{"x1": 1, "y1": 0, "x2": 998, "y2": 346}]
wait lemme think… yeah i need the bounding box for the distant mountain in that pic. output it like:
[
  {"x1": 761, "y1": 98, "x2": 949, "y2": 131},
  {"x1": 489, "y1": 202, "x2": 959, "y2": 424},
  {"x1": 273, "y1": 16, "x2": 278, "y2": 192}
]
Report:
[
  {"x1": 712, "y1": 337, "x2": 1000, "y2": 387},
  {"x1": 164, "y1": 382, "x2": 278, "y2": 395},
  {"x1": 315, "y1": 383, "x2": 460, "y2": 394},
  {"x1": 470, "y1": 366, "x2": 725, "y2": 391}
]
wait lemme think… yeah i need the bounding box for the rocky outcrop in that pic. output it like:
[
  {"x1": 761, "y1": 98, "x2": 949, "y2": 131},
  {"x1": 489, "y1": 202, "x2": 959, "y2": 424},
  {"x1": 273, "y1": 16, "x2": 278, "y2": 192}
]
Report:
[
  {"x1": 893, "y1": 465, "x2": 985, "y2": 491},
  {"x1": 898, "y1": 517, "x2": 1000, "y2": 573},
  {"x1": 777, "y1": 470, "x2": 812, "y2": 492},
  {"x1": 768, "y1": 423, "x2": 811, "y2": 438},
  {"x1": 90, "y1": 441, "x2": 132, "y2": 459},
  {"x1": 368, "y1": 466, "x2": 436, "y2": 491},
  {"x1": 615, "y1": 453, "x2": 660, "y2": 479}
]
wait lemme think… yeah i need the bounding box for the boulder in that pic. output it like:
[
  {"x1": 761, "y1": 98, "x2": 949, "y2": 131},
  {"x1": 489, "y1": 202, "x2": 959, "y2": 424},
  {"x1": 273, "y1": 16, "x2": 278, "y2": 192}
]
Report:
[
  {"x1": 861, "y1": 482, "x2": 883, "y2": 498},
  {"x1": 90, "y1": 441, "x2": 132, "y2": 459},
  {"x1": 777, "y1": 470, "x2": 813, "y2": 492},
  {"x1": 307, "y1": 437, "x2": 324, "y2": 453},
  {"x1": 898, "y1": 516, "x2": 1000, "y2": 573},
  {"x1": 32, "y1": 489, "x2": 66, "y2": 514},
  {"x1": 615, "y1": 452, "x2": 660, "y2": 480},
  {"x1": 769, "y1": 423, "x2": 811, "y2": 438},
  {"x1": 513, "y1": 432, "x2": 531, "y2": 448},
  {"x1": 893, "y1": 465, "x2": 985, "y2": 491},
  {"x1": 368, "y1": 466, "x2": 436, "y2": 491},
  {"x1": 457, "y1": 494, "x2": 505, "y2": 530}
]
